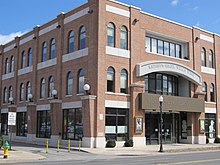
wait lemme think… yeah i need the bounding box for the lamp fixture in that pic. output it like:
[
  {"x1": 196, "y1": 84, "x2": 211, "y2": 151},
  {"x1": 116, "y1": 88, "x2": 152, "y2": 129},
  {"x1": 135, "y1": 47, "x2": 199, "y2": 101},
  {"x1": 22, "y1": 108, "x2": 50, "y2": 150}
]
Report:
[
  {"x1": 52, "y1": 89, "x2": 58, "y2": 99},
  {"x1": 83, "y1": 84, "x2": 90, "y2": 95},
  {"x1": 28, "y1": 94, "x2": 33, "y2": 102},
  {"x1": 9, "y1": 97, "x2": 14, "y2": 104}
]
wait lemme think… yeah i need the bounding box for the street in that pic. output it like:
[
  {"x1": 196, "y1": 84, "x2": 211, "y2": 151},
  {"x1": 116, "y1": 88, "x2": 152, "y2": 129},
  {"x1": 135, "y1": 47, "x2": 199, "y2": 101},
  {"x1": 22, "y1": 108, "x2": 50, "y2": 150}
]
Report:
[{"x1": 1, "y1": 150, "x2": 220, "y2": 165}]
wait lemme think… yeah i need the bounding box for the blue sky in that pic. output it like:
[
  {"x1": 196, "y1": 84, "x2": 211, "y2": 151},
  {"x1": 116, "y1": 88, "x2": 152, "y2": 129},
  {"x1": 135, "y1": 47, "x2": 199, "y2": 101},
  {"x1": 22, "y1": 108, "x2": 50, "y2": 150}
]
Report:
[{"x1": 0, "y1": 0, "x2": 219, "y2": 44}]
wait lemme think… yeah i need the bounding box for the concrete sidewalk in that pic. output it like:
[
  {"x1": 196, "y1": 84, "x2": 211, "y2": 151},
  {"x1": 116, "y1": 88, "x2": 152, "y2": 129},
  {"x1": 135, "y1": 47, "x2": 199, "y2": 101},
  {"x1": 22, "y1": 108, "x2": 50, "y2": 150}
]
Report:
[
  {"x1": 82, "y1": 143, "x2": 220, "y2": 156},
  {"x1": 0, "y1": 143, "x2": 220, "y2": 164}
]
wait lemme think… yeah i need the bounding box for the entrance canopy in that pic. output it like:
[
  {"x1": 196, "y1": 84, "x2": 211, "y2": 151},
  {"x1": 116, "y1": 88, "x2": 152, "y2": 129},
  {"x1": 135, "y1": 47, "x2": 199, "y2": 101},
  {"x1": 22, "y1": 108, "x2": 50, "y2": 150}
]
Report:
[
  {"x1": 136, "y1": 60, "x2": 202, "y2": 85},
  {"x1": 139, "y1": 93, "x2": 204, "y2": 113}
]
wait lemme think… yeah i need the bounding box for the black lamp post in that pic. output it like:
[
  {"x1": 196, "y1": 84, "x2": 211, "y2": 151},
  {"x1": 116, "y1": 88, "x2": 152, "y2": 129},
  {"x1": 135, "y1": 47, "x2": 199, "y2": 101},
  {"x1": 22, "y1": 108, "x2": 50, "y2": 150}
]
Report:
[{"x1": 159, "y1": 95, "x2": 164, "y2": 152}]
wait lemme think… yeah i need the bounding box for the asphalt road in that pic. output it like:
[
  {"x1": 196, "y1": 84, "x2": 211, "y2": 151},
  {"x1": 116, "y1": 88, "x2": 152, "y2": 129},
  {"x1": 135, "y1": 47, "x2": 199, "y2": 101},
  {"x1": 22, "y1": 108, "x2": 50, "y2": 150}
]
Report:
[{"x1": 3, "y1": 150, "x2": 220, "y2": 165}]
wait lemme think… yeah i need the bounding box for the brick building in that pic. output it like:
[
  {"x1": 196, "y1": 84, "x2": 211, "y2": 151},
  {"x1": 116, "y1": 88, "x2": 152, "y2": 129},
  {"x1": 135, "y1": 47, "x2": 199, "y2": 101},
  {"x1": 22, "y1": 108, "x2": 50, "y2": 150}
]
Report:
[{"x1": 0, "y1": 0, "x2": 219, "y2": 148}]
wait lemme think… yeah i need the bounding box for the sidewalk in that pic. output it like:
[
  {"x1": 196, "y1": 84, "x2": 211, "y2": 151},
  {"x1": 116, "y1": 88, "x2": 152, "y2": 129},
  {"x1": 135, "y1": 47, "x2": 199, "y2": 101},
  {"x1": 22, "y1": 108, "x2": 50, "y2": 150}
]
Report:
[
  {"x1": 82, "y1": 143, "x2": 220, "y2": 156},
  {"x1": 0, "y1": 143, "x2": 220, "y2": 163}
]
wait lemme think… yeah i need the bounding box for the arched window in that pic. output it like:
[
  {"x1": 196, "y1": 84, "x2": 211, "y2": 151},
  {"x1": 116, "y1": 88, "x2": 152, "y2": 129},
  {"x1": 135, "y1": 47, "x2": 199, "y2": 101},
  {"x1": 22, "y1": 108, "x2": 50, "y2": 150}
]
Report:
[
  {"x1": 3, "y1": 87, "x2": 7, "y2": 103},
  {"x1": 107, "y1": 67, "x2": 115, "y2": 92},
  {"x1": 27, "y1": 48, "x2": 32, "y2": 66},
  {"x1": 20, "y1": 83, "x2": 24, "y2": 101},
  {"x1": 68, "y1": 31, "x2": 74, "y2": 53},
  {"x1": 209, "y1": 50, "x2": 214, "y2": 68},
  {"x1": 8, "y1": 86, "x2": 13, "y2": 103},
  {"x1": 66, "y1": 71, "x2": 73, "y2": 95},
  {"x1": 120, "y1": 26, "x2": 128, "y2": 50},
  {"x1": 40, "y1": 78, "x2": 46, "y2": 98},
  {"x1": 49, "y1": 38, "x2": 56, "y2": 59},
  {"x1": 48, "y1": 76, "x2": 55, "y2": 97},
  {"x1": 26, "y1": 81, "x2": 31, "y2": 101},
  {"x1": 202, "y1": 82, "x2": 207, "y2": 101},
  {"x1": 21, "y1": 51, "x2": 26, "y2": 68},
  {"x1": 78, "y1": 69, "x2": 85, "y2": 94},
  {"x1": 210, "y1": 83, "x2": 215, "y2": 102},
  {"x1": 42, "y1": 42, "x2": 47, "y2": 62},
  {"x1": 79, "y1": 26, "x2": 86, "y2": 50},
  {"x1": 5, "y1": 58, "x2": 9, "y2": 74},
  {"x1": 120, "y1": 69, "x2": 128, "y2": 93},
  {"x1": 10, "y1": 56, "x2": 14, "y2": 72},
  {"x1": 201, "y1": 47, "x2": 206, "y2": 67},
  {"x1": 107, "y1": 22, "x2": 115, "y2": 47}
]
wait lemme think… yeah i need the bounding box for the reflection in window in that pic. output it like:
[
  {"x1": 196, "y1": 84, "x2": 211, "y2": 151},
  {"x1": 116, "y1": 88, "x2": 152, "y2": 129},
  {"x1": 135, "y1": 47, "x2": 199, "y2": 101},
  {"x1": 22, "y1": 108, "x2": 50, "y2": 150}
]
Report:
[
  {"x1": 202, "y1": 82, "x2": 207, "y2": 101},
  {"x1": 79, "y1": 26, "x2": 86, "y2": 50},
  {"x1": 120, "y1": 26, "x2": 128, "y2": 50},
  {"x1": 21, "y1": 51, "x2": 26, "y2": 68},
  {"x1": 10, "y1": 56, "x2": 14, "y2": 72},
  {"x1": 68, "y1": 31, "x2": 74, "y2": 53},
  {"x1": 78, "y1": 69, "x2": 85, "y2": 94},
  {"x1": 37, "y1": 110, "x2": 51, "y2": 138},
  {"x1": 144, "y1": 73, "x2": 178, "y2": 96},
  {"x1": 40, "y1": 78, "x2": 46, "y2": 99},
  {"x1": 209, "y1": 50, "x2": 214, "y2": 68},
  {"x1": 66, "y1": 71, "x2": 73, "y2": 95},
  {"x1": 205, "y1": 114, "x2": 216, "y2": 139},
  {"x1": 50, "y1": 38, "x2": 56, "y2": 59},
  {"x1": 120, "y1": 69, "x2": 128, "y2": 94},
  {"x1": 48, "y1": 76, "x2": 55, "y2": 98},
  {"x1": 16, "y1": 112, "x2": 27, "y2": 136},
  {"x1": 63, "y1": 109, "x2": 83, "y2": 140},
  {"x1": 201, "y1": 47, "x2": 206, "y2": 67},
  {"x1": 146, "y1": 36, "x2": 183, "y2": 59},
  {"x1": 20, "y1": 83, "x2": 24, "y2": 101},
  {"x1": 105, "y1": 108, "x2": 128, "y2": 141},
  {"x1": 107, "y1": 67, "x2": 115, "y2": 92},
  {"x1": 107, "y1": 23, "x2": 115, "y2": 47},
  {"x1": 5, "y1": 58, "x2": 9, "y2": 74},
  {"x1": 210, "y1": 83, "x2": 215, "y2": 102}
]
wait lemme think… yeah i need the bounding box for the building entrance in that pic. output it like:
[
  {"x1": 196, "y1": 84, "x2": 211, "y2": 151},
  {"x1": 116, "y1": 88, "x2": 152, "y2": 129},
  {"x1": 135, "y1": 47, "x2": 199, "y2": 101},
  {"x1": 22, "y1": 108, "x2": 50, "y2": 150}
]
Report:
[{"x1": 145, "y1": 112, "x2": 179, "y2": 144}]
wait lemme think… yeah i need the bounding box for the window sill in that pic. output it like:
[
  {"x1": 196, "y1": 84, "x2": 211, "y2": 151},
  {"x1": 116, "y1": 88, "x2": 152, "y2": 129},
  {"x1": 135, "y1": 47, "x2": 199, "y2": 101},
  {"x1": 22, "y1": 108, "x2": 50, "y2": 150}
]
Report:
[
  {"x1": 65, "y1": 95, "x2": 73, "y2": 97},
  {"x1": 105, "y1": 92, "x2": 130, "y2": 96},
  {"x1": 77, "y1": 93, "x2": 84, "y2": 96}
]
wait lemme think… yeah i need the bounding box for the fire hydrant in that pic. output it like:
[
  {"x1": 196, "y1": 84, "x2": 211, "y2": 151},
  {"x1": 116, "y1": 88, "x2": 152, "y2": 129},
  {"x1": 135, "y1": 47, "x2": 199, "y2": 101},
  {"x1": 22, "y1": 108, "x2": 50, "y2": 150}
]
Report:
[{"x1": 3, "y1": 141, "x2": 9, "y2": 159}]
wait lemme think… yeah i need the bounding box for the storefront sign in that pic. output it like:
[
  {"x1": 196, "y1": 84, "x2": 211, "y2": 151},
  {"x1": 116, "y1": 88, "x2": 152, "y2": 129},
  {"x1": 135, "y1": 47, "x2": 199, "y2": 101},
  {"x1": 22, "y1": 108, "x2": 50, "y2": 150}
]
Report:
[
  {"x1": 136, "y1": 61, "x2": 202, "y2": 85},
  {"x1": 139, "y1": 93, "x2": 204, "y2": 113}
]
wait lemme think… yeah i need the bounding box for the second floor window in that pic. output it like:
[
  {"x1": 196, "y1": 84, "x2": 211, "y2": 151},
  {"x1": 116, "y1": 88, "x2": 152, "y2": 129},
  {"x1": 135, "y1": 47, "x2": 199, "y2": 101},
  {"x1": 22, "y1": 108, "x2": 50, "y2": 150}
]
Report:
[
  {"x1": 201, "y1": 47, "x2": 206, "y2": 67},
  {"x1": 10, "y1": 56, "x2": 14, "y2": 72},
  {"x1": 26, "y1": 82, "x2": 31, "y2": 101},
  {"x1": 79, "y1": 26, "x2": 86, "y2": 50},
  {"x1": 107, "y1": 67, "x2": 115, "y2": 92},
  {"x1": 202, "y1": 82, "x2": 207, "y2": 101},
  {"x1": 5, "y1": 58, "x2": 9, "y2": 74},
  {"x1": 27, "y1": 48, "x2": 32, "y2": 66},
  {"x1": 20, "y1": 83, "x2": 24, "y2": 101},
  {"x1": 49, "y1": 38, "x2": 56, "y2": 59},
  {"x1": 120, "y1": 26, "x2": 128, "y2": 50},
  {"x1": 21, "y1": 51, "x2": 26, "y2": 68},
  {"x1": 68, "y1": 31, "x2": 74, "y2": 53},
  {"x1": 48, "y1": 76, "x2": 55, "y2": 98},
  {"x1": 78, "y1": 69, "x2": 85, "y2": 94},
  {"x1": 120, "y1": 69, "x2": 128, "y2": 94},
  {"x1": 3, "y1": 87, "x2": 7, "y2": 103},
  {"x1": 66, "y1": 71, "x2": 73, "y2": 95},
  {"x1": 210, "y1": 83, "x2": 215, "y2": 102},
  {"x1": 107, "y1": 23, "x2": 115, "y2": 47},
  {"x1": 40, "y1": 78, "x2": 46, "y2": 99},
  {"x1": 42, "y1": 42, "x2": 47, "y2": 62},
  {"x1": 209, "y1": 50, "x2": 214, "y2": 68}
]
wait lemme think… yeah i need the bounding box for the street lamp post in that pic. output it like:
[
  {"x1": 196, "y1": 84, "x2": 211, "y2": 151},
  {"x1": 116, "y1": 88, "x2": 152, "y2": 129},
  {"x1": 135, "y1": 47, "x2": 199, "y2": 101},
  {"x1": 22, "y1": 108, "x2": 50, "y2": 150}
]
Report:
[{"x1": 159, "y1": 95, "x2": 164, "y2": 152}]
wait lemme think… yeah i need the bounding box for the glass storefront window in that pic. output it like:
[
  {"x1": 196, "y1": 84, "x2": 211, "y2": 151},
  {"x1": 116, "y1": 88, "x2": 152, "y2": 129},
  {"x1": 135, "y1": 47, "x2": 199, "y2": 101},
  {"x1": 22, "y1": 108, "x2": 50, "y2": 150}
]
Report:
[
  {"x1": 105, "y1": 108, "x2": 128, "y2": 141},
  {"x1": 37, "y1": 111, "x2": 51, "y2": 138},
  {"x1": 16, "y1": 112, "x2": 27, "y2": 136},
  {"x1": 63, "y1": 109, "x2": 83, "y2": 140}
]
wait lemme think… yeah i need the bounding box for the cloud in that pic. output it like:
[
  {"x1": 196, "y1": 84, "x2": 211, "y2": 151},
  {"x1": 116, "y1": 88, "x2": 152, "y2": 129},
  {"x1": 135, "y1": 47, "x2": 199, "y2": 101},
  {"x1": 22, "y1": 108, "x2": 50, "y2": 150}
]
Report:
[
  {"x1": 192, "y1": 6, "x2": 199, "y2": 11},
  {"x1": 171, "y1": 0, "x2": 179, "y2": 6},
  {"x1": 0, "y1": 31, "x2": 28, "y2": 45}
]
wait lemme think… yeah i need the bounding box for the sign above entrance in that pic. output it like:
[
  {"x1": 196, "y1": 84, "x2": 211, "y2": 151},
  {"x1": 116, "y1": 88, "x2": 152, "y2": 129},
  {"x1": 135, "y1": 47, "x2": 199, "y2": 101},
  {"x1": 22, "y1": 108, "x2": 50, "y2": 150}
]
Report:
[
  {"x1": 136, "y1": 60, "x2": 202, "y2": 85},
  {"x1": 139, "y1": 93, "x2": 204, "y2": 113}
]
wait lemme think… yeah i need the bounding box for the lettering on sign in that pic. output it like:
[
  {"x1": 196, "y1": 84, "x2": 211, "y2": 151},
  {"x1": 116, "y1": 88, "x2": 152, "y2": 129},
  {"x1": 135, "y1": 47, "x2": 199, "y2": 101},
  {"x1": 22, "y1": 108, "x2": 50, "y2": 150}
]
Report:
[{"x1": 8, "y1": 112, "x2": 16, "y2": 126}]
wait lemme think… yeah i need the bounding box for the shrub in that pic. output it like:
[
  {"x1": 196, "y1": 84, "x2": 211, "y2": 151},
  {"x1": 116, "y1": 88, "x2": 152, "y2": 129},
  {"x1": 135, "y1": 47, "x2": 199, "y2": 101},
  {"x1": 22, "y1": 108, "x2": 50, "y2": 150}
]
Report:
[
  {"x1": 124, "y1": 139, "x2": 133, "y2": 147},
  {"x1": 106, "y1": 140, "x2": 116, "y2": 148},
  {"x1": 214, "y1": 137, "x2": 220, "y2": 143}
]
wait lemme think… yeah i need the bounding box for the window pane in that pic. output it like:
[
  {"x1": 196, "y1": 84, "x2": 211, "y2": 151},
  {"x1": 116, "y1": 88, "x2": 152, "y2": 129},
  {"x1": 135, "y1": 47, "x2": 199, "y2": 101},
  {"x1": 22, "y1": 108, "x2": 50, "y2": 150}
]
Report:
[
  {"x1": 146, "y1": 37, "x2": 151, "y2": 52},
  {"x1": 170, "y1": 43, "x2": 175, "y2": 57},
  {"x1": 176, "y1": 44, "x2": 181, "y2": 58},
  {"x1": 152, "y1": 38, "x2": 157, "y2": 53},
  {"x1": 164, "y1": 42, "x2": 169, "y2": 55},
  {"x1": 157, "y1": 40, "x2": 163, "y2": 54}
]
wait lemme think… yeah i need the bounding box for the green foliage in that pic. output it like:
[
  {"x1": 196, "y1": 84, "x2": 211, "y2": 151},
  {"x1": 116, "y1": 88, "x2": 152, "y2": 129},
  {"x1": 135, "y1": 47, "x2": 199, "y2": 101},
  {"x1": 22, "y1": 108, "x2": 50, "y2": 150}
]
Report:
[
  {"x1": 124, "y1": 139, "x2": 133, "y2": 147},
  {"x1": 214, "y1": 137, "x2": 220, "y2": 143},
  {"x1": 106, "y1": 140, "x2": 116, "y2": 148},
  {"x1": 0, "y1": 135, "x2": 3, "y2": 148}
]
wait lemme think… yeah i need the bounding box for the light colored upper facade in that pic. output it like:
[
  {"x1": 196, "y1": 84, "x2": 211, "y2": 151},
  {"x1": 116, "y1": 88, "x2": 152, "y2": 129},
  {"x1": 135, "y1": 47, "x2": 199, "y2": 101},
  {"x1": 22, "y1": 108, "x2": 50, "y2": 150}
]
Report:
[{"x1": 0, "y1": 0, "x2": 220, "y2": 147}]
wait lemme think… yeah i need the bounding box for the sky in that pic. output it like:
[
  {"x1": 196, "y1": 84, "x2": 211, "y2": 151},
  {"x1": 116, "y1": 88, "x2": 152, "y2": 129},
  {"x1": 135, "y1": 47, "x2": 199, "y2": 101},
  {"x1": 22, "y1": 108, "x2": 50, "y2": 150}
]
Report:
[{"x1": 0, "y1": 0, "x2": 220, "y2": 45}]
